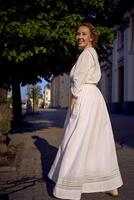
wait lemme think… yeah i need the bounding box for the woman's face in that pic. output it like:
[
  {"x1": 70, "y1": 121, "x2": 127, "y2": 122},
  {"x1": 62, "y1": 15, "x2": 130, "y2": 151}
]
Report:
[{"x1": 76, "y1": 26, "x2": 93, "y2": 49}]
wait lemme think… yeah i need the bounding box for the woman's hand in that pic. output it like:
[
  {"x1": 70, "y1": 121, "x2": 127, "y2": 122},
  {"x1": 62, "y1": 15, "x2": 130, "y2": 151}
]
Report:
[{"x1": 71, "y1": 94, "x2": 77, "y2": 112}]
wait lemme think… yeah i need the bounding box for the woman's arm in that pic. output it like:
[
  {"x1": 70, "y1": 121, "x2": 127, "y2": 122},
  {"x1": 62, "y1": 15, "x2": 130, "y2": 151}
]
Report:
[
  {"x1": 71, "y1": 50, "x2": 93, "y2": 98},
  {"x1": 70, "y1": 94, "x2": 77, "y2": 112}
]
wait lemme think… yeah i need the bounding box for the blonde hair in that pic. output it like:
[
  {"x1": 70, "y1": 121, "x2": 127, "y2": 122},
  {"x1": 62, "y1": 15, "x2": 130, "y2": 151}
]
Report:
[{"x1": 77, "y1": 23, "x2": 97, "y2": 47}]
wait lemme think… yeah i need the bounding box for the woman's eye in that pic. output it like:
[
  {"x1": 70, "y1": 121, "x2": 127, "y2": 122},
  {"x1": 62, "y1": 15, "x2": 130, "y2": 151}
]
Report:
[{"x1": 76, "y1": 33, "x2": 87, "y2": 36}]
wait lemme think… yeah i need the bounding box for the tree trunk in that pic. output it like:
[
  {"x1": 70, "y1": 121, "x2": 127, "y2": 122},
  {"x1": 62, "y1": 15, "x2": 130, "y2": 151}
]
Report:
[
  {"x1": 0, "y1": 87, "x2": 11, "y2": 165},
  {"x1": 12, "y1": 79, "x2": 22, "y2": 126},
  {"x1": 0, "y1": 87, "x2": 9, "y2": 136},
  {"x1": 0, "y1": 87, "x2": 11, "y2": 135},
  {"x1": 0, "y1": 87, "x2": 8, "y2": 104}
]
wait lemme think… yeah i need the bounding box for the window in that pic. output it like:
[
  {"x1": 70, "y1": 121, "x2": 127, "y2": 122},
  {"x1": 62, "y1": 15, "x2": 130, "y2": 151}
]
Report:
[
  {"x1": 118, "y1": 66, "x2": 124, "y2": 102},
  {"x1": 117, "y1": 29, "x2": 124, "y2": 49}
]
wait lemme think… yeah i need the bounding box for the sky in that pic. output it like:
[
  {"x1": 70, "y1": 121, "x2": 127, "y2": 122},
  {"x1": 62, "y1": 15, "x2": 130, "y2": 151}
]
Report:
[{"x1": 21, "y1": 78, "x2": 48, "y2": 100}]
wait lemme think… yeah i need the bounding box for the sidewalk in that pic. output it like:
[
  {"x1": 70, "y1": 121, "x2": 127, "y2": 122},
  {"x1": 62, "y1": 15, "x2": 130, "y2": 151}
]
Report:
[{"x1": 0, "y1": 109, "x2": 134, "y2": 200}]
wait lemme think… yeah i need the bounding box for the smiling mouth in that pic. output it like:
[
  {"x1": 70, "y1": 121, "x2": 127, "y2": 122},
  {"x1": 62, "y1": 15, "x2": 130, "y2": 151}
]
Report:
[
  {"x1": 78, "y1": 42, "x2": 85, "y2": 45},
  {"x1": 78, "y1": 41, "x2": 84, "y2": 43}
]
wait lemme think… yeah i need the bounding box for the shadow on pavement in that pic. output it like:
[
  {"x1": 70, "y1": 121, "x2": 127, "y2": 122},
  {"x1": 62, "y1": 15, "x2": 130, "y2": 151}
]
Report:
[
  {"x1": 0, "y1": 177, "x2": 42, "y2": 196},
  {"x1": 114, "y1": 133, "x2": 134, "y2": 148},
  {"x1": 32, "y1": 135, "x2": 57, "y2": 198},
  {"x1": 0, "y1": 194, "x2": 9, "y2": 200},
  {"x1": 11, "y1": 109, "x2": 134, "y2": 149},
  {"x1": 110, "y1": 114, "x2": 134, "y2": 148},
  {"x1": 11, "y1": 109, "x2": 67, "y2": 134}
]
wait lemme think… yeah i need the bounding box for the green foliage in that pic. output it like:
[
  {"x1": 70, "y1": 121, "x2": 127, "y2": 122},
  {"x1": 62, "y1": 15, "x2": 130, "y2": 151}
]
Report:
[
  {"x1": 96, "y1": 26, "x2": 116, "y2": 61},
  {"x1": 0, "y1": 0, "x2": 119, "y2": 85}
]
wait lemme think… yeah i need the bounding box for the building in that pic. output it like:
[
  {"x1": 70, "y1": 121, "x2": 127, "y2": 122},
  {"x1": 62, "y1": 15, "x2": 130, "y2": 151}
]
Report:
[
  {"x1": 38, "y1": 98, "x2": 44, "y2": 109},
  {"x1": 100, "y1": 0, "x2": 134, "y2": 114},
  {"x1": 51, "y1": 73, "x2": 71, "y2": 108},
  {"x1": 44, "y1": 84, "x2": 51, "y2": 108}
]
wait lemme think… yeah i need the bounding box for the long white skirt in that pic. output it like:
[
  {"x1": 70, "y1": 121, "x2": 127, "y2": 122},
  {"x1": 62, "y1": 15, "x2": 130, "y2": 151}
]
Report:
[{"x1": 48, "y1": 84, "x2": 123, "y2": 200}]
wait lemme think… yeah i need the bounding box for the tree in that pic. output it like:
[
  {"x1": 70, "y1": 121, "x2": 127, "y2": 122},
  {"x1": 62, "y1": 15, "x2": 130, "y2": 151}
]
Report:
[
  {"x1": 0, "y1": 0, "x2": 120, "y2": 125},
  {"x1": 27, "y1": 85, "x2": 42, "y2": 112}
]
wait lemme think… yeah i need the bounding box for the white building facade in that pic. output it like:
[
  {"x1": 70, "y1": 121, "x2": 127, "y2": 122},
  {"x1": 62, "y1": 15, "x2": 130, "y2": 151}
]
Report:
[
  {"x1": 44, "y1": 84, "x2": 51, "y2": 108},
  {"x1": 100, "y1": 0, "x2": 134, "y2": 114},
  {"x1": 51, "y1": 73, "x2": 71, "y2": 108}
]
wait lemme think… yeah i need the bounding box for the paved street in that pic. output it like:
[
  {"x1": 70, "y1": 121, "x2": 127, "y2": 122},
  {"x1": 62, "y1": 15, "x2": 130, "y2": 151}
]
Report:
[{"x1": 0, "y1": 109, "x2": 134, "y2": 200}]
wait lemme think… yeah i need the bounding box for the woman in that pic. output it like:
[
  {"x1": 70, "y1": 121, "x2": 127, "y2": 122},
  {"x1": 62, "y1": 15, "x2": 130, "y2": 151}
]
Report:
[{"x1": 48, "y1": 23, "x2": 123, "y2": 200}]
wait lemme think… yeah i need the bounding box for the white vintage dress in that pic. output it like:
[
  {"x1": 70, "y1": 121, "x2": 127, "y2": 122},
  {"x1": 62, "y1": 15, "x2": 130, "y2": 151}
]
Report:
[{"x1": 48, "y1": 47, "x2": 123, "y2": 200}]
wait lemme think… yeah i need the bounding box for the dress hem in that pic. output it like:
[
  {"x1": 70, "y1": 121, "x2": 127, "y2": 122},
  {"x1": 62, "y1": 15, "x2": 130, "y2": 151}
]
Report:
[{"x1": 50, "y1": 176, "x2": 123, "y2": 200}]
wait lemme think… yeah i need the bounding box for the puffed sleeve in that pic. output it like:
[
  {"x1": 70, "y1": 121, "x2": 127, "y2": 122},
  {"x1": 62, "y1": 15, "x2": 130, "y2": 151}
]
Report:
[{"x1": 71, "y1": 49, "x2": 94, "y2": 97}]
